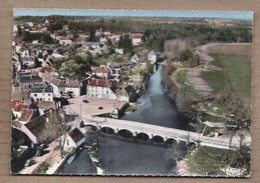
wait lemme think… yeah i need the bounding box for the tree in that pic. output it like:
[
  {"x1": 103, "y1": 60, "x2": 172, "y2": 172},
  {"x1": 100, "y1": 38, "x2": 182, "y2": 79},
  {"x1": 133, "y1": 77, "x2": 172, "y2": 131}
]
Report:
[
  {"x1": 17, "y1": 26, "x2": 22, "y2": 37},
  {"x1": 22, "y1": 31, "x2": 31, "y2": 42},
  {"x1": 49, "y1": 23, "x2": 63, "y2": 33},
  {"x1": 179, "y1": 49, "x2": 193, "y2": 62},
  {"x1": 118, "y1": 34, "x2": 132, "y2": 52},
  {"x1": 88, "y1": 28, "x2": 97, "y2": 42},
  {"x1": 34, "y1": 57, "x2": 42, "y2": 68},
  {"x1": 41, "y1": 34, "x2": 54, "y2": 44}
]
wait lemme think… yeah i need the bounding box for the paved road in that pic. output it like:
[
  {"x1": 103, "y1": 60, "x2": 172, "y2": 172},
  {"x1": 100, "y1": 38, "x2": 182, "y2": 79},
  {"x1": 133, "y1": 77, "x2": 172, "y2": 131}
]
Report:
[{"x1": 20, "y1": 138, "x2": 60, "y2": 174}]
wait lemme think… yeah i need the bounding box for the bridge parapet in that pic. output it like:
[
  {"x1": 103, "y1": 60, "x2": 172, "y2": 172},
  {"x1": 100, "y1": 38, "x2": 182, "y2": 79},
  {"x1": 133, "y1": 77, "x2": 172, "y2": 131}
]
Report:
[{"x1": 79, "y1": 116, "x2": 246, "y2": 150}]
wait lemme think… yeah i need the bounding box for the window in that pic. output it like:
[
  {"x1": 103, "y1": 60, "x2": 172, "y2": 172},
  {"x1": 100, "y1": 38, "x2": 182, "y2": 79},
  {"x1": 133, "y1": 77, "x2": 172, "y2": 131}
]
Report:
[
  {"x1": 48, "y1": 94, "x2": 51, "y2": 96},
  {"x1": 67, "y1": 139, "x2": 69, "y2": 146},
  {"x1": 34, "y1": 94, "x2": 37, "y2": 96}
]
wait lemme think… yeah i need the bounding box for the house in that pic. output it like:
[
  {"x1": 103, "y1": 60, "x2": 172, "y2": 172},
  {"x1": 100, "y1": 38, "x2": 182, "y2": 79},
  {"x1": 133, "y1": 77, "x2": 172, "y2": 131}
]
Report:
[
  {"x1": 19, "y1": 109, "x2": 35, "y2": 124},
  {"x1": 103, "y1": 30, "x2": 111, "y2": 36},
  {"x1": 12, "y1": 99, "x2": 29, "y2": 119},
  {"x1": 117, "y1": 85, "x2": 137, "y2": 102},
  {"x1": 49, "y1": 78, "x2": 66, "y2": 97},
  {"x1": 18, "y1": 72, "x2": 43, "y2": 92},
  {"x1": 83, "y1": 42, "x2": 101, "y2": 51},
  {"x1": 59, "y1": 38, "x2": 73, "y2": 46},
  {"x1": 95, "y1": 29, "x2": 102, "y2": 37},
  {"x1": 12, "y1": 39, "x2": 23, "y2": 46},
  {"x1": 115, "y1": 48, "x2": 124, "y2": 55},
  {"x1": 131, "y1": 52, "x2": 147, "y2": 63},
  {"x1": 64, "y1": 80, "x2": 81, "y2": 97},
  {"x1": 32, "y1": 40, "x2": 39, "y2": 44},
  {"x1": 148, "y1": 50, "x2": 160, "y2": 63},
  {"x1": 91, "y1": 66, "x2": 110, "y2": 79},
  {"x1": 30, "y1": 83, "x2": 54, "y2": 102},
  {"x1": 131, "y1": 53, "x2": 140, "y2": 63},
  {"x1": 132, "y1": 33, "x2": 143, "y2": 46},
  {"x1": 37, "y1": 67, "x2": 52, "y2": 77},
  {"x1": 108, "y1": 33, "x2": 122, "y2": 42},
  {"x1": 63, "y1": 128, "x2": 85, "y2": 152},
  {"x1": 51, "y1": 53, "x2": 65, "y2": 61},
  {"x1": 21, "y1": 56, "x2": 35, "y2": 68},
  {"x1": 109, "y1": 61, "x2": 136, "y2": 70},
  {"x1": 87, "y1": 79, "x2": 117, "y2": 100}
]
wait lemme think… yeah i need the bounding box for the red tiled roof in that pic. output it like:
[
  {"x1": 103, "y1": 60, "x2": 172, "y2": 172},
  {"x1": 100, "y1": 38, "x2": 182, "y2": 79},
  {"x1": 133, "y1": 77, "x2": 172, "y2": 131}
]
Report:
[
  {"x1": 12, "y1": 99, "x2": 28, "y2": 112},
  {"x1": 68, "y1": 128, "x2": 85, "y2": 143},
  {"x1": 111, "y1": 33, "x2": 121, "y2": 36},
  {"x1": 39, "y1": 67, "x2": 52, "y2": 73},
  {"x1": 132, "y1": 34, "x2": 143, "y2": 39},
  {"x1": 12, "y1": 99, "x2": 22, "y2": 109},
  {"x1": 19, "y1": 109, "x2": 34, "y2": 123},
  {"x1": 88, "y1": 79, "x2": 110, "y2": 88},
  {"x1": 13, "y1": 39, "x2": 22, "y2": 43},
  {"x1": 12, "y1": 121, "x2": 22, "y2": 128},
  {"x1": 91, "y1": 67, "x2": 109, "y2": 73}
]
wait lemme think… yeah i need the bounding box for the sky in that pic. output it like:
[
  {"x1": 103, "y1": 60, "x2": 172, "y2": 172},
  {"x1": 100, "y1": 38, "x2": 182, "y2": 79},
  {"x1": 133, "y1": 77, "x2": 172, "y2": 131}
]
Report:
[{"x1": 13, "y1": 9, "x2": 253, "y2": 20}]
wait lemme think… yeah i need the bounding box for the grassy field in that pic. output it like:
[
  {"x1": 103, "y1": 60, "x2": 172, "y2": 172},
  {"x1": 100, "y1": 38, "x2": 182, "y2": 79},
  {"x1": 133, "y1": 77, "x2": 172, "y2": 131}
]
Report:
[
  {"x1": 187, "y1": 147, "x2": 228, "y2": 176},
  {"x1": 202, "y1": 56, "x2": 251, "y2": 103}
]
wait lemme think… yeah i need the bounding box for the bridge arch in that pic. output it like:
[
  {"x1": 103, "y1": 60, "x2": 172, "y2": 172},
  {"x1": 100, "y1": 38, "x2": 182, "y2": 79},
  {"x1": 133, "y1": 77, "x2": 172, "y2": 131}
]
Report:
[
  {"x1": 83, "y1": 124, "x2": 97, "y2": 132},
  {"x1": 188, "y1": 141, "x2": 198, "y2": 149},
  {"x1": 100, "y1": 126, "x2": 115, "y2": 135},
  {"x1": 152, "y1": 135, "x2": 164, "y2": 144},
  {"x1": 179, "y1": 140, "x2": 188, "y2": 146},
  {"x1": 136, "y1": 132, "x2": 150, "y2": 141},
  {"x1": 166, "y1": 138, "x2": 178, "y2": 145},
  {"x1": 118, "y1": 129, "x2": 133, "y2": 139}
]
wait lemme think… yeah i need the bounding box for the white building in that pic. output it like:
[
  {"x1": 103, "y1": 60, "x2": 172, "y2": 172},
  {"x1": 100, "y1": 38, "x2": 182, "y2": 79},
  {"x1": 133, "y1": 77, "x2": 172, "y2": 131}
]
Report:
[
  {"x1": 64, "y1": 80, "x2": 81, "y2": 96},
  {"x1": 116, "y1": 85, "x2": 137, "y2": 102},
  {"x1": 30, "y1": 84, "x2": 54, "y2": 102},
  {"x1": 83, "y1": 42, "x2": 101, "y2": 51},
  {"x1": 91, "y1": 66, "x2": 110, "y2": 79},
  {"x1": 132, "y1": 34, "x2": 143, "y2": 46},
  {"x1": 148, "y1": 50, "x2": 157, "y2": 63},
  {"x1": 21, "y1": 56, "x2": 35, "y2": 68},
  {"x1": 62, "y1": 128, "x2": 85, "y2": 152},
  {"x1": 59, "y1": 38, "x2": 72, "y2": 46},
  {"x1": 87, "y1": 79, "x2": 117, "y2": 100},
  {"x1": 115, "y1": 48, "x2": 124, "y2": 55},
  {"x1": 49, "y1": 78, "x2": 65, "y2": 97}
]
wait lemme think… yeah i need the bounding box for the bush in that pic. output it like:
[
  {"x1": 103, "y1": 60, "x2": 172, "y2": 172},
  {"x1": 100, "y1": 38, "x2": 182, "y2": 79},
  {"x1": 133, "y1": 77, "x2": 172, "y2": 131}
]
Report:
[
  {"x1": 33, "y1": 162, "x2": 49, "y2": 174},
  {"x1": 179, "y1": 49, "x2": 193, "y2": 62}
]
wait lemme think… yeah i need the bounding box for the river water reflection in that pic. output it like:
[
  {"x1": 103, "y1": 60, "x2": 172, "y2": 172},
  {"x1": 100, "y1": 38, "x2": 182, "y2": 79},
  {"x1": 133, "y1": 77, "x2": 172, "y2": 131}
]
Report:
[{"x1": 59, "y1": 65, "x2": 189, "y2": 175}]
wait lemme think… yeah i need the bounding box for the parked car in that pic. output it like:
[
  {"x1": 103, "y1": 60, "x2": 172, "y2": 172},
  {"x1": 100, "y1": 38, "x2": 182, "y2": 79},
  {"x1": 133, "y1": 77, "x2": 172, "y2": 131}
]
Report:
[
  {"x1": 226, "y1": 124, "x2": 238, "y2": 130},
  {"x1": 24, "y1": 159, "x2": 36, "y2": 167},
  {"x1": 35, "y1": 145, "x2": 44, "y2": 156},
  {"x1": 82, "y1": 99, "x2": 89, "y2": 103}
]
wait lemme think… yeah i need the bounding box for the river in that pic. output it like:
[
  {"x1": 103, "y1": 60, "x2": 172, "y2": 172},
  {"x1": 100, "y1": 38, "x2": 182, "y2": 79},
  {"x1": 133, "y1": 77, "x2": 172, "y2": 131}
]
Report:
[{"x1": 58, "y1": 64, "x2": 189, "y2": 175}]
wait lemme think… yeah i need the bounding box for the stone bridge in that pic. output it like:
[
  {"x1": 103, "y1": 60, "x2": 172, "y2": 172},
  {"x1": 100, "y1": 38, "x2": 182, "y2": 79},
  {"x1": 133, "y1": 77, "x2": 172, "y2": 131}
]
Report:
[{"x1": 78, "y1": 116, "x2": 248, "y2": 150}]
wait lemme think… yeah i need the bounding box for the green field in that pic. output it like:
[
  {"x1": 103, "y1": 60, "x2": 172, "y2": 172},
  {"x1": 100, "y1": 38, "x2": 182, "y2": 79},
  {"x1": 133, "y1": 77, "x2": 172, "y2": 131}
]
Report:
[
  {"x1": 202, "y1": 56, "x2": 251, "y2": 102},
  {"x1": 187, "y1": 147, "x2": 228, "y2": 176}
]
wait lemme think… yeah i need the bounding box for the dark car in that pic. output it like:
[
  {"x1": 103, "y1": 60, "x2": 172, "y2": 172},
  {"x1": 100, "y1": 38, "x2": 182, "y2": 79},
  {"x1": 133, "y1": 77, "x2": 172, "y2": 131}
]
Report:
[
  {"x1": 24, "y1": 159, "x2": 36, "y2": 167},
  {"x1": 83, "y1": 100, "x2": 90, "y2": 103},
  {"x1": 226, "y1": 124, "x2": 239, "y2": 130},
  {"x1": 35, "y1": 144, "x2": 44, "y2": 156}
]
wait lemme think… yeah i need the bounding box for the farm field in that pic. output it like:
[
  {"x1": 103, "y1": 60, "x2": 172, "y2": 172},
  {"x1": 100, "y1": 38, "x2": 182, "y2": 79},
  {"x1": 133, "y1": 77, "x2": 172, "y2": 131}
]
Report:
[
  {"x1": 202, "y1": 55, "x2": 251, "y2": 103},
  {"x1": 206, "y1": 43, "x2": 252, "y2": 57}
]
